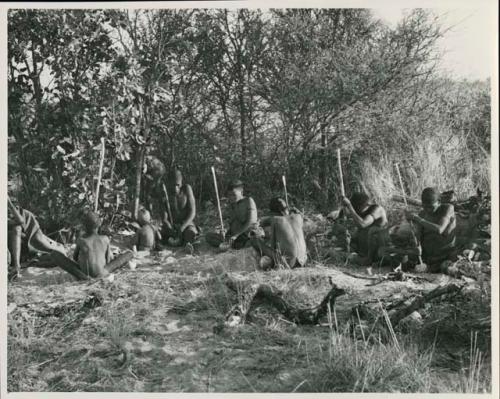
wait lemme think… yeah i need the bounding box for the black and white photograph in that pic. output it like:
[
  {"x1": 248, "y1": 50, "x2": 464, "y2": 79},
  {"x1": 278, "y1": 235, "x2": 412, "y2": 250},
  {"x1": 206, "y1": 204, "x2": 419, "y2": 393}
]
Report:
[{"x1": 3, "y1": 0, "x2": 498, "y2": 395}]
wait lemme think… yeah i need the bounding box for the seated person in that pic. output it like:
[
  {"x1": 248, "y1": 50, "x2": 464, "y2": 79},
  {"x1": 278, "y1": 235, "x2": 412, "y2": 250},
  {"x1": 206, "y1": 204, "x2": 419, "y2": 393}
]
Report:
[
  {"x1": 161, "y1": 169, "x2": 199, "y2": 247},
  {"x1": 135, "y1": 208, "x2": 159, "y2": 251},
  {"x1": 8, "y1": 197, "x2": 66, "y2": 280},
  {"x1": 206, "y1": 179, "x2": 258, "y2": 250},
  {"x1": 341, "y1": 192, "x2": 388, "y2": 265},
  {"x1": 73, "y1": 211, "x2": 112, "y2": 278},
  {"x1": 143, "y1": 155, "x2": 167, "y2": 220},
  {"x1": 400, "y1": 187, "x2": 457, "y2": 272},
  {"x1": 251, "y1": 198, "x2": 307, "y2": 270}
]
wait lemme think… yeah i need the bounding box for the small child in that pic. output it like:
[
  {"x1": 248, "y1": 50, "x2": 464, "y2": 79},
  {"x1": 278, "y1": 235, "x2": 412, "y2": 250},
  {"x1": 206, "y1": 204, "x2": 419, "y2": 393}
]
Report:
[
  {"x1": 73, "y1": 211, "x2": 112, "y2": 278},
  {"x1": 135, "y1": 208, "x2": 158, "y2": 251}
]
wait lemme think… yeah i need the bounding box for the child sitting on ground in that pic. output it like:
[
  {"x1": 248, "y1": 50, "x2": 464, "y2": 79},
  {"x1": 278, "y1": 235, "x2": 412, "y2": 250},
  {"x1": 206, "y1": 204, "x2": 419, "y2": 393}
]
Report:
[
  {"x1": 73, "y1": 211, "x2": 112, "y2": 278},
  {"x1": 135, "y1": 208, "x2": 160, "y2": 251}
]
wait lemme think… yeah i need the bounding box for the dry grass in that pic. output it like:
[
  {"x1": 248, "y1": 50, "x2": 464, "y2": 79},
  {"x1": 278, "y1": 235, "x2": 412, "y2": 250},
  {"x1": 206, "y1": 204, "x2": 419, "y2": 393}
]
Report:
[
  {"x1": 359, "y1": 135, "x2": 490, "y2": 206},
  {"x1": 7, "y1": 238, "x2": 492, "y2": 393}
]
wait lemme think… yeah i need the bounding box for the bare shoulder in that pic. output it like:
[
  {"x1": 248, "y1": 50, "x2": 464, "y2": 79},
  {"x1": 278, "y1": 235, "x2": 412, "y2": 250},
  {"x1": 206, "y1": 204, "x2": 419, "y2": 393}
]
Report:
[
  {"x1": 373, "y1": 204, "x2": 386, "y2": 217},
  {"x1": 246, "y1": 197, "x2": 256, "y2": 207},
  {"x1": 289, "y1": 213, "x2": 303, "y2": 224},
  {"x1": 441, "y1": 203, "x2": 455, "y2": 216},
  {"x1": 183, "y1": 184, "x2": 194, "y2": 195}
]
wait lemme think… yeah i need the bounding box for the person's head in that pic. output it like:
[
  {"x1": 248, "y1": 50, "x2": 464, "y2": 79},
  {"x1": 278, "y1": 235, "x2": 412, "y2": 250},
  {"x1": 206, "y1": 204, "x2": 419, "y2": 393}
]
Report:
[
  {"x1": 350, "y1": 192, "x2": 370, "y2": 214},
  {"x1": 137, "y1": 208, "x2": 151, "y2": 226},
  {"x1": 421, "y1": 187, "x2": 440, "y2": 213},
  {"x1": 146, "y1": 156, "x2": 166, "y2": 179},
  {"x1": 269, "y1": 197, "x2": 288, "y2": 216},
  {"x1": 82, "y1": 211, "x2": 102, "y2": 234},
  {"x1": 226, "y1": 180, "x2": 244, "y2": 203},
  {"x1": 169, "y1": 169, "x2": 183, "y2": 194}
]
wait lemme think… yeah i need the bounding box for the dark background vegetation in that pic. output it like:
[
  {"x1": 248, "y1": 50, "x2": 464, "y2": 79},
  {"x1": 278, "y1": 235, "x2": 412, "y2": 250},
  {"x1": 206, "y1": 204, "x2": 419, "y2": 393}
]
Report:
[{"x1": 8, "y1": 9, "x2": 491, "y2": 231}]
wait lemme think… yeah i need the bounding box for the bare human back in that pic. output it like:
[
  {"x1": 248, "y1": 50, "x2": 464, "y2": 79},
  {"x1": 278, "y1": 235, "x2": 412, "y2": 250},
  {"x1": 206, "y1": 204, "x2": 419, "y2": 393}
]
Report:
[
  {"x1": 73, "y1": 211, "x2": 111, "y2": 278},
  {"x1": 75, "y1": 234, "x2": 111, "y2": 278}
]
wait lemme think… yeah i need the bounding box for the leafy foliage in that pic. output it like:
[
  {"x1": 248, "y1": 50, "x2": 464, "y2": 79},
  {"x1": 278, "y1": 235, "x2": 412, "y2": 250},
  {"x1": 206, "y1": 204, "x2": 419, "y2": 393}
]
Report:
[{"x1": 8, "y1": 9, "x2": 490, "y2": 229}]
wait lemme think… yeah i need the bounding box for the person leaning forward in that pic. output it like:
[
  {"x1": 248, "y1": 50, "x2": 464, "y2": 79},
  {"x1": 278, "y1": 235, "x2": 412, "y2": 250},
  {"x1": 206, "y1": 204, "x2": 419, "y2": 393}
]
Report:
[
  {"x1": 341, "y1": 192, "x2": 389, "y2": 266},
  {"x1": 404, "y1": 187, "x2": 457, "y2": 272},
  {"x1": 206, "y1": 179, "x2": 258, "y2": 250},
  {"x1": 8, "y1": 197, "x2": 67, "y2": 280},
  {"x1": 251, "y1": 197, "x2": 307, "y2": 270}
]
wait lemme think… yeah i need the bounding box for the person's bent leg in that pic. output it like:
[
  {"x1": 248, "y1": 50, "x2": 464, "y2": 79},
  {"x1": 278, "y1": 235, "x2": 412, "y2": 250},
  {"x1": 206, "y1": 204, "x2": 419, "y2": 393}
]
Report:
[
  {"x1": 181, "y1": 226, "x2": 198, "y2": 245},
  {"x1": 232, "y1": 234, "x2": 249, "y2": 250},
  {"x1": 32, "y1": 230, "x2": 66, "y2": 255},
  {"x1": 250, "y1": 237, "x2": 280, "y2": 269},
  {"x1": 206, "y1": 231, "x2": 224, "y2": 248}
]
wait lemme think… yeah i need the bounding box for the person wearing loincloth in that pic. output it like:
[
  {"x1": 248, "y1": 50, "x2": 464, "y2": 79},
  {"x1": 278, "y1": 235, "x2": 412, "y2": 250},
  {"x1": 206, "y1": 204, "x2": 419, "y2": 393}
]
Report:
[
  {"x1": 8, "y1": 197, "x2": 66, "y2": 280},
  {"x1": 72, "y1": 211, "x2": 113, "y2": 278},
  {"x1": 161, "y1": 168, "x2": 199, "y2": 248},
  {"x1": 251, "y1": 198, "x2": 307, "y2": 270},
  {"x1": 341, "y1": 192, "x2": 389, "y2": 266},
  {"x1": 403, "y1": 187, "x2": 457, "y2": 272},
  {"x1": 135, "y1": 208, "x2": 160, "y2": 251},
  {"x1": 206, "y1": 179, "x2": 259, "y2": 250}
]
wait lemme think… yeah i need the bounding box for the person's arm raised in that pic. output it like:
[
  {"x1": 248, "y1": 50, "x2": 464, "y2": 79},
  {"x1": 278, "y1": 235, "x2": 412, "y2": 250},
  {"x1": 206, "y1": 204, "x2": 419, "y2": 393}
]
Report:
[{"x1": 342, "y1": 197, "x2": 376, "y2": 229}]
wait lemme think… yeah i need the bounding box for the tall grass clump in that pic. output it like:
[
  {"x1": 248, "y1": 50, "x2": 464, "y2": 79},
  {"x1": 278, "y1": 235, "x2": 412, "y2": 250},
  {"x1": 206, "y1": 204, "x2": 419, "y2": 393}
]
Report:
[
  {"x1": 295, "y1": 325, "x2": 434, "y2": 393},
  {"x1": 358, "y1": 132, "x2": 490, "y2": 208}
]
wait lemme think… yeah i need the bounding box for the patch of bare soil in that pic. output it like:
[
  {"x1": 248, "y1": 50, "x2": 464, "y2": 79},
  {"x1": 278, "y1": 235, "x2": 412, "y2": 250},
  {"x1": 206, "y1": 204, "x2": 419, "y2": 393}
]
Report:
[{"x1": 7, "y1": 235, "x2": 490, "y2": 392}]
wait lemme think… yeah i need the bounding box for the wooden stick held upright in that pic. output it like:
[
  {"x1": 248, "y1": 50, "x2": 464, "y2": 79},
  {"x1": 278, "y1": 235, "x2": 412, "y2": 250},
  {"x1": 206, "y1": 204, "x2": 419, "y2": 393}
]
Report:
[
  {"x1": 211, "y1": 167, "x2": 225, "y2": 237},
  {"x1": 337, "y1": 149, "x2": 351, "y2": 259},
  {"x1": 162, "y1": 183, "x2": 174, "y2": 226},
  {"x1": 94, "y1": 137, "x2": 106, "y2": 212},
  {"x1": 336, "y1": 148, "x2": 345, "y2": 197},
  {"x1": 395, "y1": 163, "x2": 424, "y2": 265},
  {"x1": 282, "y1": 175, "x2": 289, "y2": 208}
]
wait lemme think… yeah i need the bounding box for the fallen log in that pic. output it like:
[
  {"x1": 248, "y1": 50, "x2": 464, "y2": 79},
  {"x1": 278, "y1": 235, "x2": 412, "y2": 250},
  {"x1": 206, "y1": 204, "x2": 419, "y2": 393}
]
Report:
[
  {"x1": 387, "y1": 282, "x2": 463, "y2": 325},
  {"x1": 352, "y1": 282, "x2": 464, "y2": 330},
  {"x1": 224, "y1": 276, "x2": 346, "y2": 325}
]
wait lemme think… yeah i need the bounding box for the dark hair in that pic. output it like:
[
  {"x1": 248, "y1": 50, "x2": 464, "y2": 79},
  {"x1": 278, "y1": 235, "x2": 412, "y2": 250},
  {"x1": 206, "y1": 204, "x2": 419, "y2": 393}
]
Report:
[
  {"x1": 350, "y1": 192, "x2": 370, "y2": 213},
  {"x1": 82, "y1": 211, "x2": 101, "y2": 232},
  {"x1": 169, "y1": 168, "x2": 183, "y2": 184},
  {"x1": 422, "y1": 187, "x2": 439, "y2": 204},
  {"x1": 227, "y1": 179, "x2": 244, "y2": 192},
  {"x1": 269, "y1": 197, "x2": 287, "y2": 214}
]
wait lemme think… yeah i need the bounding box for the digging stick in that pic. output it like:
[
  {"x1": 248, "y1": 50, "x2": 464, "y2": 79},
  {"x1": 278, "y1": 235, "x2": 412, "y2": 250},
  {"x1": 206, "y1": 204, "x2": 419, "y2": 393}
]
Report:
[
  {"x1": 336, "y1": 148, "x2": 345, "y2": 197},
  {"x1": 395, "y1": 163, "x2": 424, "y2": 265},
  {"x1": 94, "y1": 137, "x2": 106, "y2": 212},
  {"x1": 162, "y1": 183, "x2": 174, "y2": 226},
  {"x1": 337, "y1": 149, "x2": 351, "y2": 258},
  {"x1": 211, "y1": 166, "x2": 225, "y2": 239},
  {"x1": 282, "y1": 175, "x2": 289, "y2": 208}
]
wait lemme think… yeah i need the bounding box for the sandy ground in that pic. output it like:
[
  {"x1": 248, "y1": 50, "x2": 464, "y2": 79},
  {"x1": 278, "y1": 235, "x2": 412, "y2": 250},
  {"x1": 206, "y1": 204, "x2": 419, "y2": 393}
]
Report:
[{"x1": 8, "y1": 232, "x2": 472, "y2": 393}]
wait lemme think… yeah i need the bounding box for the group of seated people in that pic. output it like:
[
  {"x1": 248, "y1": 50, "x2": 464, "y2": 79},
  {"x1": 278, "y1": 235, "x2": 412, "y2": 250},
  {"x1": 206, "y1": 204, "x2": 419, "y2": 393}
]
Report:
[{"x1": 7, "y1": 165, "x2": 457, "y2": 280}]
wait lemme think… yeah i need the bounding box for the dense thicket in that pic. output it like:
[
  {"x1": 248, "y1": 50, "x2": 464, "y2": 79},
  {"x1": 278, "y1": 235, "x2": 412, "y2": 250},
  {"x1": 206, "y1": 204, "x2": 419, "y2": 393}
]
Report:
[{"x1": 8, "y1": 9, "x2": 490, "y2": 229}]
